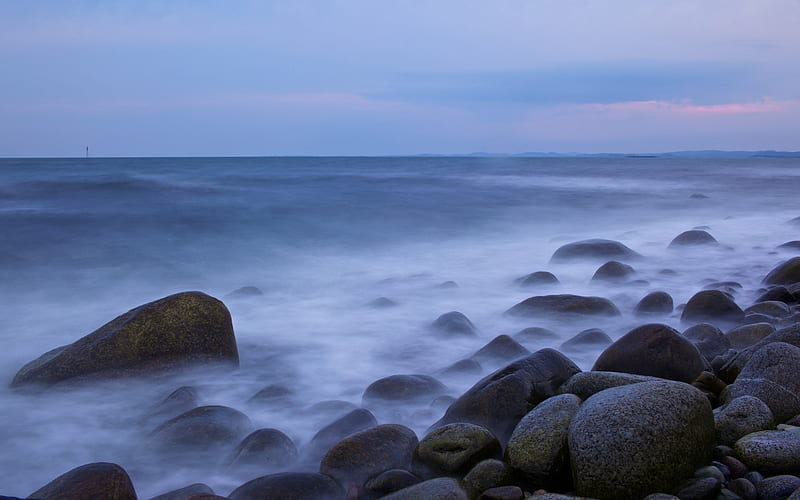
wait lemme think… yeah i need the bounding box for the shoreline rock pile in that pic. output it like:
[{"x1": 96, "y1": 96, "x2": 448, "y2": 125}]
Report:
[{"x1": 8, "y1": 231, "x2": 800, "y2": 500}]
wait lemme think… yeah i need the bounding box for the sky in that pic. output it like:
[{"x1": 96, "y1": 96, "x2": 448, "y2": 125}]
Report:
[{"x1": 1, "y1": 1, "x2": 799, "y2": 156}]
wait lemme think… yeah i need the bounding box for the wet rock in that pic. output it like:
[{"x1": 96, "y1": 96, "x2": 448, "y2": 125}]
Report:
[
  {"x1": 11, "y1": 291, "x2": 238, "y2": 387},
  {"x1": 727, "y1": 478, "x2": 758, "y2": 500},
  {"x1": 248, "y1": 384, "x2": 293, "y2": 403},
  {"x1": 515, "y1": 271, "x2": 559, "y2": 287},
  {"x1": 478, "y1": 486, "x2": 524, "y2": 500},
  {"x1": 228, "y1": 472, "x2": 343, "y2": 500},
  {"x1": 462, "y1": 459, "x2": 514, "y2": 499},
  {"x1": 224, "y1": 286, "x2": 263, "y2": 299},
  {"x1": 681, "y1": 290, "x2": 745, "y2": 324},
  {"x1": 307, "y1": 408, "x2": 378, "y2": 461},
  {"x1": 367, "y1": 297, "x2": 399, "y2": 308},
  {"x1": 228, "y1": 428, "x2": 298, "y2": 471},
  {"x1": 734, "y1": 430, "x2": 800, "y2": 475},
  {"x1": 559, "y1": 328, "x2": 612, "y2": 351},
  {"x1": 431, "y1": 348, "x2": 580, "y2": 444},
  {"x1": 591, "y1": 261, "x2": 635, "y2": 281},
  {"x1": 505, "y1": 393, "x2": 581, "y2": 489},
  {"x1": 669, "y1": 230, "x2": 718, "y2": 247},
  {"x1": 29, "y1": 462, "x2": 137, "y2": 500},
  {"x1": 435, "y1": 280, "x2": 459, "y2": 289},
  {"x1": 364, "y1": 469, "x2": 421, "y2": 498},
  {"x1": 412, "y1": 423, "x2": 501, "y2": 478},
  {"x1": 690, "y1": 193, "x2": 709, "y2": 199},
  {"x1": 718, "y1": 324, "x2": 800, "y2": 381},
  {"x1": 634, "y1": 291, "x2": 674, "y2": 316},
  {"x1": 319, "y1": 424, "x2": 418, "y2": 488},
  {"x1": 471, "y1": 335, "x2": 530, "y2": 364},
  {"x1": 721, "y1": 455, "x2": 748, "y2": 479},
  {"x1": 513, "y1": 327, "x2": 559, "y2": 343},
  {"x1": 440, "y1": 359, "x2": 483, "y2": 377},
  {"x1": 378, "y1": 478, "x2": 467, "y2": 500},
  {"x1": 721, "y1": 342, "x2": 800, "y2": 422},
  {"x1": 363, "y1": 374, "x2": 446, "y2": 403},
  {"x1": 505, "y1": 294, "x2": 620, "y2": 317},
  {"x1": 550, "y1": 238, "x2": 641, "y2": 262},
  {"x1": 673, "y1": 477, "x2": 720, "y2": 500},
  {"x1": 746, "y1": 300, "x2": 792, "y2": 318},
  {"x1": 684, "y1": 323, "x2": 730, "y2": 363},
  {"x1": 714, "y1": 396, "x2": 774, "y2": 446},
  {"x1": 147, "y1": 386, "x2": 200, "y2": 423},
  {"x1": 756, "y1": 475, "x2": 800, "y2": 500},
  {"x1": 764, "y1": 257, "x2": 800, "y2": 286},
  {"x1": 150, "y1": 405, "x2": 252, "y2": 454},
  {"x1": 149, "y1": 483, "x2": 215, "y2": 500},
  {"x1": 593, "y1": 323, "x2": 709, "y2": 383},
  {"x1": 557, "y1": 371, "x2": 659, "y2": 400},
  {"x1": 725, "y1": 322, "x2": 775, "y2": 349},
  {"x1": 704, "y1": 281, "x2": 742, "y2": 297},
  {"x1": 431, "y1": 311, "x2": 477, "y2": 337},
  {"x1": 756, "y1": 286, "x2": 797, "y2": 305},
  {"x1": 569, "y1": 380, "x2": 715, "y2": 500}
]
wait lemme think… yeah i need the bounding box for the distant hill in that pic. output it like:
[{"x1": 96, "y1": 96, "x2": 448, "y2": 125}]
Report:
[{"x1": 416, "y1": 150, "x2": 800, "y2": 159}]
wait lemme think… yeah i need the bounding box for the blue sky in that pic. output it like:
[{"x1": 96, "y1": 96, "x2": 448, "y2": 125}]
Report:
[{"x1": 1, "y1": 1, "x2": 798, "y2": 156}]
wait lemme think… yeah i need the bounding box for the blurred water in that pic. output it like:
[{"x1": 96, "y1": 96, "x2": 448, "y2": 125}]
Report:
[{"x1": 0, "y1": 156, "x2": 798, "y2": 496}]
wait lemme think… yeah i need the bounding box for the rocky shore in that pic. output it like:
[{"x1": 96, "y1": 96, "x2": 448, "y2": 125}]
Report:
[{"x1": 6, "y1": 229, "x2": 800, "y2": 500}]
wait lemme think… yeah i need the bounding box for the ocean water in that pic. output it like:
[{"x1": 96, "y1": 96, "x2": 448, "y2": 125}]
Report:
[{"x1": 0, "y1": 156, "x2": 798, "y2": 496}]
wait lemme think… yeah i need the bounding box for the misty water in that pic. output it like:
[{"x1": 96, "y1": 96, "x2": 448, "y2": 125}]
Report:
[{"x1": 1, "y1": 156, "x2": 798, "y2": 497}]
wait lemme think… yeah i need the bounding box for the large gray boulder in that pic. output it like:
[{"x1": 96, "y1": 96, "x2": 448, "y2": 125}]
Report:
[
  {"x1": 505, "y1": 295, "x2": 620, "y2": 318},
  {"x1": 29, "y1": 462, "x2": 137, "y2": 500},
  {"x1": 592, "y1": 324, "x2": 708, "y2": 383},
  {"x1": 568, "y1": 380, "x2": 715, "y2": 500},
  {"x1": 763, "y1": 257, "x2": 800, "y2": 286},
  {"x1": 725, "y1": 323, "x2": 775, "y2": 350},
  {"x1": 714, "y1": 396, "x2": 774, "y2": 446},
  {"x1": 681, "y1": 290, "x2": 744, "y2": 324},
  {"x1": 431, "y1": 349, "x2": 580, "y2": 444},
  {"x1": 11, "y1": 291, "x2": 238, "y2": 387},
  {"x1": 684, "y1": 323, "x2": 730, "y2": 363},
  {"x1": 734, "y1": 430, "x2": 800, "y2": 476},
  {"x1": 557, "y1": 371, "x2": 660, "y2": 401},
  {"x1": 378, "y1": 477, "x2": 468, "y2": 500},
  {"x1": 550, "y1": 239, "x2": 641, "y2": 262},
  {"x1": 412, "y1": 423, "x2": 501, "y2": 478},
  {"x1": 718, "y1": 323, "x2": 800, "y2": 382}
]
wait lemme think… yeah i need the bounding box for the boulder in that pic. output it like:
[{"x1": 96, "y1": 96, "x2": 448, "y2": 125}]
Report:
[
  {"x1": 431, "y1": 311, "x2": 477, "y2": 337},
  {"x1": 412, "y1": 423, "x2": 501, "y2": 478},
  {"x1": 591, "y1": 261, "x2": 635, "y2": 281},
  {"x1": 550, "y1": 239, "x2": 641, "y2": 262},
  {"x1": 505, "y1": 393, "x2": 581, "y2": 489},
  {"x1": 714, "y1": 396, "x2": 775, "y2": 446},
  {"x1": 745, "y1": 301, "x2": 792, "y2": 318},
  {"x1": 319, "y1": 424, "x2": 418, "y2": 488},
  {"x1": 307, "y1": 408, "x2": 377, "y2": 461},
  {"x1": 717, "y1": 323, "x2": 800, "y2": 381},
  {"x1": 12, "y1": 291, "x2": 238, "y2": 387},
  {"x1": 377, "y1": 478, "x2": 467, "y2": 500},
  {"x1": 228, "y1": 472, "x2": 343, "y2": 500},
  {"x1": 363, "y1": 374, "x2": 446, "y2": 404},
  {"x1": 439, "y1": 359, "x2": 483, "y2": 377},
  {"x1": 513, "y1": 327, "x2": 559, "y2": 343},
  {"x1": 763, "y1": 257, "x2": 800, "y2": 286},
  {"x1": 557, "y1": 371, "x2": 660, "y2": 401},
  {"x1": 462, "y1": 459, "x2": 514, "y2": 499},
  {"x1": 684, "y1": 323, "x2": 730, "y2": 363},
  {"x1": 515, "y1": 271, "x2": 559, "y2": 287},
  {"x1": 505, "y1": 294, "x2": 620, "y2": 318},
  {"x1": 150, "y1": 405, "x2": 252, "y2": 454},
  {"x1": 364, "y1": 469, "x2": 421, "y2": 498},
  {"x1": 592, "y1": 324, "x2": 709, "y2": 383},
  {"x1": 146, "y1": 386, "x2": 200, "y2": 424},
  {"x1": 29, "y1": 462, "x2": 137, "y2": 500},
  {"x1": 478, "y1": 486, "x2": 524, "y2": 500},
  {"x1": 669, "y1": 230, "x2": 718, "y2": 247},
  {"x1": 368, "y1": 297, "x2": 399, "y2": 308},
  {"x1": 734, "y1": 430, "x2": 800, "y2": 476},
  {"x1": 471, "y1": 335, "x2": 530, "y2": 364},
  {"x1": 681, "y1": 290, "x2": 744, "y2": 324},
  {"x1": 634, "y1": 291, "x2": 674, "y2": 316},
  {"x1": 559, "y1": 329, "x2": 612, "y2": 351},
  {"x1": 149, "y1": 483, "x2": 215, "y2": 500},
  {"x1": 756, "y1": 286, "x2": 797, "y2": 305},
  {"x1": 569, "y1": 381, "x2": 715, "y2": 500},
  {"x1": 431, "y1": 349, "x2": 580, "y2": 444},
  {"x1": 725, "y1": 323, "x2": 775, "y2": 350},
  {"x1": 228, "y1": 428, "x2": 298, "y2": 470},
  {"x1": 756, "y1": 475, "x2": 800, "y2": 500},
  {"x1": 248, "y1": 384, "x2": 293, "y2": 403}
]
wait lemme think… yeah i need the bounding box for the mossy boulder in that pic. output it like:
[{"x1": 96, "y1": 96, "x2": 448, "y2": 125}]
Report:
[
  {"x1": 412, "y1": 423, "x2": 501, "y2": 478},
  {"x1": 29, "y1": 462, "x2": 137, "y2": 500},
  {"x1": 11, "y1": 291, "x2": 238, "y2": 387}
]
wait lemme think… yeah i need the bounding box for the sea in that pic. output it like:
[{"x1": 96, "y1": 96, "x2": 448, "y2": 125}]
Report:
[{"x1": 0, "y1": 156, "x2": 798, "y2": 496}]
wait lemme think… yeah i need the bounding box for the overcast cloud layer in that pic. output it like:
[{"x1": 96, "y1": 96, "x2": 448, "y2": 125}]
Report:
[{"x1": 1, "y1": 1, "x2": 798, "y2": 156}]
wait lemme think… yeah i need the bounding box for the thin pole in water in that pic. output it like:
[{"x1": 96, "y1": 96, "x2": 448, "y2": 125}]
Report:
[{"x1": 86, "y1": 146, "x2": 89, "y2": 158}]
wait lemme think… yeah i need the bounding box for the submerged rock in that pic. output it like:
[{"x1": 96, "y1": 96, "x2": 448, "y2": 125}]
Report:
[
  {"x1": 591, "y1": 261, "x2": 635, "y2": 281},
  {"x1": 471, "y1": 335, "x2": 530, "y2": 364},
  {"x1": 681, "y1": 290, "x2": 744, "y2": 324},
  {"x1": 150, "y1": 405, "x2": 252, "y2": 454},
  {"x1": 29, "y1": 462, "x2": 137, "y2": 500},
  {"x1": 11, "y1": 291, "x2": 238, "y2": 387},
  {"x1": 515, "y1": 271, "x2": 559, "y2": 287},
  {"x1": 228, "y1": 472, "x2": 343, "y2": 500},
  {"x1": 307, "y1": 408, "x2": 378, "y2": 461},
  {"x1": 513, "y1": 327, "x2": 559, "y2": 343},
  {"x1": 550, "y1": 239, "x2": 641, "y2": 262},
  {"x1": 363, "y1": 374, "x2": 446, "y2": 403},
  {"x1": 559, "y1": 328, "x2": 612, "y2": 351},
  {"x1": 634, "y1": 291, "x2": 674, "y2": 316},
  {"x1": 763, "y1": 257, "x2": 800, "y2": 286},
  {"x1": 431, "y1": 311, "x2": 477, "y2": 336},
  {"x1": 669, "y1": 230, "x2": 718, "y2": 247},
  {"x1": 149, "y1": 483, "x2": 215, "y2": 500},
  {"x1": 228, "y1": 428, "x2": 298, "y2": 471},
  {"x1": 413, "y1": 423, "x2": 501, "y2": 478},
  {"x1": 505, "y1": 294, "x2": 620, "y2": 317}
]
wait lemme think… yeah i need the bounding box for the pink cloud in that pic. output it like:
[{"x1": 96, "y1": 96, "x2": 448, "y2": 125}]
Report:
[{"x1": 581, "y1": 99, "x2": 794, "y2": 115}]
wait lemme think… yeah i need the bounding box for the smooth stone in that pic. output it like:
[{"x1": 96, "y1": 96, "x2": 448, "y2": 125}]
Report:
[
  {"x1": 569, "y1": 381, "x2": 715, "y2": 500},
  {"x1": 471, "y1": 335, "x2": 530, "y2": 364},
  {"x1": 714, "y1": 396, "x2": 774, "y2": 446},
  {"x1": 367, "y1": 297, "x2": 399, "y2": 308},
  {"x1": 634, "y1": 291, "x2": 674, "y2": 316},
  {"x1": 228, "y1": 428, "x2": 298, "y2": 470},
  {"x1": 763, "y1": 257, "x2": 800, "y2": 286},
  {"x1": 413, "y1": 423, "x2": 501, "y2": 478},
  {"x1": 684, "y1": 323, "x2": 730, "y2": 363},
  {"x1": 694, "y1": 465, "x2": 726, "y2": 483},
  {"x1": 505, "y1": 393, "x2": 581, "y2": 489},
  {"x1": 591, "y1": 261, "x2": 635, "y2": 281},
  {"x1": 150, "y1": 405, "x2": 252, "y2": 454},
  {"x1": 756, "y1": 286, "x2": 797, "y2": 305},
  {"x1": 505, "y1": 294, "x2": 620, "y2": 317},
  {"x1": 439, "y1": 359, "x2": 483, "y2": 377},
  {"x1": 557, "y1": 371, "x2": 660, "y2": 400},
  {"x1": 734, "y1": 430, "x2": 800, "y2": 475},
  {"x1": 307, "y1": 408, "x2": 378, "y2": 461},
  {"x1": 669, "y1": 230, "x2": 718, "y2": 247},
  {"x1": 559, "y1": 329, "x2": 612, "y2": 351},
  {"x1": 781, "y1": 241, "x2": 800, "y2": 251},
  {"x1": 11, "y1": 291, "x2": 238, "y2": 387},
  {"x1": 513, "y1": 327, "x2": 559, "y2": 342},
  {"x1": 593, "y1": 323, "x2": 709, "y2": 383},
  {"x1": 756, "y1": 475, "x2": 800, "y2": 500},
  {"x1": 717, "y1": 323, "x2": 800, "y2": 382},
  {"x1": 248, "y1": 384, "x2": 293, "y2": 403},
  {"x1": 147, "y1": 386, "x2": 200, "y2": 423},
  {"x1": 727, "y1": 478, "x2": 758, "y2": 500},
  {"x1": 516, "y1": 271, "x2": 560, "y2": 286},
  {"x1": 149, "y1": 483, "x2": 215, "y2": 500},
  {"x1": 462, "y1": 459, "x2": 514, "y2": 499},
  {"x1": 377, "y1": 478, "x2": 467, "y2": 500},
  {"x1": 364, "y1": 469, "x2": 421, "y2": 497},
  {"x1": 721, "y1": 455, "x2": 748, "y2": 478},
  {"x1": 681, "y1": 290, "x2": 744, "y2": 324},
  {"x1": 228, "y1": 472, "x2": 343, "y2": 500},
  {"x1": 29, "y1": 462, "x2": 137, "y2": 500},
  {"x1": 725, "y1": 323, "x2": 776, "y2": 350},
  {"x1": 431, "y1": 311, "x2": 477, "y2": 336},
  {"x1": 745, "y1": 301, "x2": 792, "y2": 318},
  {"x1": 363, "y1": 374, "x2": 446, "y2": 403},
  {"x1": 550, "y1": 238, "x2": 641, "y2": 262},
  {"x1": 673, "y1": 476, "x2": 720, "y2": 500},
  {"x1": 478, "y1": 486, "x2": 524, "y2": 500}
]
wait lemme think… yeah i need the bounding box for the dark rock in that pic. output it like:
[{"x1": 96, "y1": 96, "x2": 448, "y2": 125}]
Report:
[
  {"x1": 593, "y1": 323, "x2": 709, "y2": 383},
  {"x1": 248, "y1": 384, "x2": 293, "y2": 403},
  {"x1": 228, "y1": 428, "x2": 298, "y2": 471},
  {"x1": 149, "y1": 483, "x2": 215, "y2": 500},
  {"x1": 674, "y1": 477, "x2": 720, "y2": 500},
  {"x1": 377, "y1": 478, "x2": 467, "y2": 500},
  {"x1": 471, "y1": 335, "x2": 530, "y2": 364},
  {"x1": 634, "y1": 291, "x2": 674, "y2": 316},
  {"x1": 439, "y1": 359, "x2": 483, "y2": 377},
  {"x1": 734, "y1": 430, "x2": 800, "y2": 475},
  {"x1": 559, "y1": 328, "x2": 612, "y2": 351},
  {"x1": 367, "y1": 297, "x2": 399, "y2": 308},
  {"x1": 307, "y1": 408, "x2": 377, "y2": 461},
  {"x1": 764, "y1": 257, "x2": 800, "y2": 286},
  {"x1": 718, "y1": 323, "x2": 800, "y2": 381},
  {"x1": 695, "y1": 465, "x2": 726, "y2": 483},
  {"x1": 513, "y1": 327, "x2": 559, "y2": 343},
  {"x1": 746, "y1": 301, "x2": 792, "y2": 318},
  {"x1": 757, "y1": 475, "x2": 800, "y2": 500},
  {"x1": 515, "y1": 271, "x2": 559, "y2": 287},
  {"x1": 412, "y1": 423, "x2": 501, "y2": 478},
  {"x1": 431, "y1": 311, "x2": 477, "y2": 337},
  {"x1": 147, "y1": 386, "x2": 200, "y2": 423},
  {"x1": 185, "y1": 495, "x2": 226, "y2": 500},
  {"x1": 756, "y1": 286, "x2": 797, "y2": 305},
  {"x1": 431, "y1": 348, "x2": 580, "y2": 444},
  {"x1": 478, "y1": 486, "x2": 524, "y2": 500},
  {"x1": 550, "y1": 238, "x2": 641, "y2": 262},
  {"x1": 691, "y1": 371, "x2": 727, "y2": 402},
  {"x1": 690, "y1": 193, "x2": 709, "y2": 199},
  {"x1": 462, "y1": 459, "x2": 514, "y2": 499},
  {"x1": 721, "y1": 456, "x2": 748, "y2": 479},
  {"x1": 435, "y1": 281, "x2": 459, "y2": 289},
  {"x1": 319, "y1": 424, "x2": 418, "y2": 488},
  {"x1": 744, "y1": 471, "x2": 764, "y2": 486},
  {"x1": 557, "y1": 371, "x2": 659, "y2": 400},
  {"x1": 714, "y1": 396, "x2": 774, "y2": 446},
  {"x1": 779, "y1": 241, "x2": 800, "y2": 251},
  {"x1": 305, "y1": 399, "x2": 358, "y2": 416},
  {"x1": 725, "y1": 323, "x2": 775, "y2": 349},
  {"x1": 681, "y1": 290, "x2": 745, "y2": 324},
  {"x1": 591, "y1": 261, "x2": 635, "y2": 281},
  {"x1": 224, "y1": 286, "x2": 263, "y2": 299},
  {"x1": 569, "y1": 381, "x2": 715, "y2": 500},
  {"x1": 505, "y1": 294, "x2": 620, "y2": 317},
  {"x1": 364, "y1": 469, "x2": 421, "y2": 497},
  {"x1": 363, "y1": 374, "x2": 446, "y2": 403},
  {"x1": 727, "y1": 478, "x2": 757, "y2": 500},
  {"x1": 684, "y1": 323, "x2": 730, "y2": 363},
  {"x1": 669, "y1": 230, "x2": 718, "y2": 247},
  {"x1": 29, "y1": 462, "x2": 137, "y2": 500},
  {"x1": 150, "y1": 405, "x2": 252, "y2": 454},
  {"x1": 228, "y1": 472, "x2": 343, "y2": 500},
  {"x1": 505, "y1": 393, "x2": 580, "y2": 489},
  {"x1": 12, "y1": 291, "x2": 238, "y2": 387}
]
